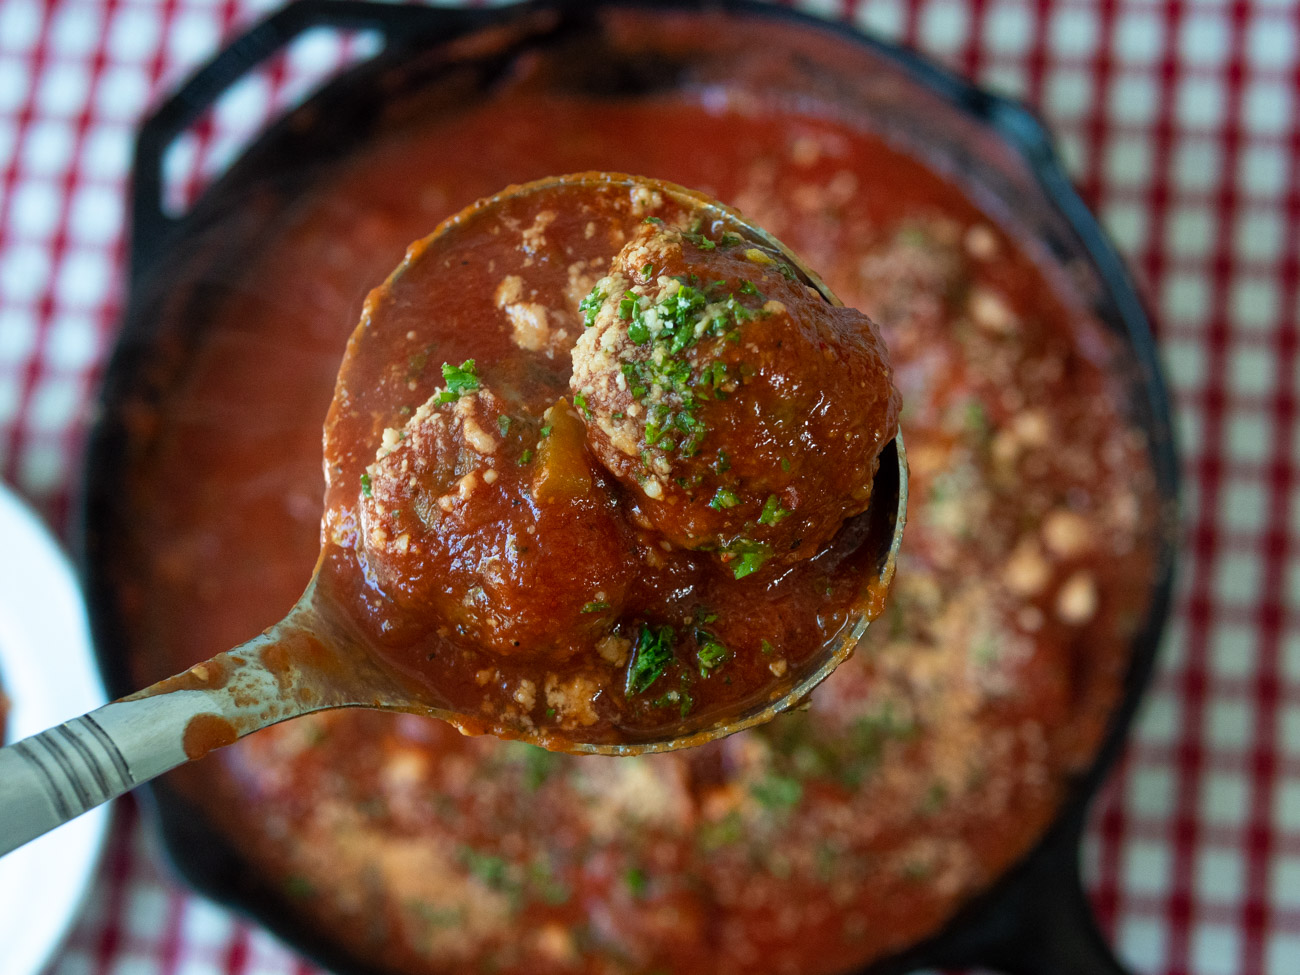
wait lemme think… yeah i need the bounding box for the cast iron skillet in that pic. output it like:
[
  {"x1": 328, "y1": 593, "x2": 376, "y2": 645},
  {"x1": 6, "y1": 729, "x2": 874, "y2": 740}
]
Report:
[{"x1": 82, "y1": 2, "x2": 1180, "y2": 974}]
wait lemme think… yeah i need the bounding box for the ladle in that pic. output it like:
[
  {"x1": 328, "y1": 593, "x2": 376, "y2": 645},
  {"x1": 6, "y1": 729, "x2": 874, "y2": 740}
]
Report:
[{"x1": 0, "y1": 174, "x2": 906, "y2": 858}]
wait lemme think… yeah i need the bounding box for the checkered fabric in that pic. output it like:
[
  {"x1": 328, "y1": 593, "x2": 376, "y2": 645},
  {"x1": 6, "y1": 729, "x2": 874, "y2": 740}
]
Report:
[{"x1": 0, "y1": 0, "x2": 1295, "y2": 973}]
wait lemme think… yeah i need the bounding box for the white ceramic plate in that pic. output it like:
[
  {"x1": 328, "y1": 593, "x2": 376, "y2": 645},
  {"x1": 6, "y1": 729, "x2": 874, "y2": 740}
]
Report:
[{"x1": 0, "y1": 483, "x2": 110, "y2": 975}]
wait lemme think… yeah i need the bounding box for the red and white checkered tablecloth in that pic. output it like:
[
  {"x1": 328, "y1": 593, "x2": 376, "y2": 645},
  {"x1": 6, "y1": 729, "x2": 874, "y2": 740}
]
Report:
[{"x1": 0, "y1": 0, "x2": 1296, "y2": 973}]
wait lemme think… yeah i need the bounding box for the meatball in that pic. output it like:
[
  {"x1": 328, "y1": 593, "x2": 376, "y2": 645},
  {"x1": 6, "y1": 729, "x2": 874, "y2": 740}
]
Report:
[
  {"x1": 359, "y1": 373, "x2": 636, "y2": 660},
  {"x1": 571, "y1": 223, "x2": 900, "y2": 577}
]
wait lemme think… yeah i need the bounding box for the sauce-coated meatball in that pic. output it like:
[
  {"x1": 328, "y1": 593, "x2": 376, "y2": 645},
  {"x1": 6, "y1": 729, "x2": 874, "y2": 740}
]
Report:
[
  {"x1": 359, "y1": 377, "x2": 637, "y2": 659},
  {"x1": 571, "y1": 223, "x2": 900, "y2": 577}
]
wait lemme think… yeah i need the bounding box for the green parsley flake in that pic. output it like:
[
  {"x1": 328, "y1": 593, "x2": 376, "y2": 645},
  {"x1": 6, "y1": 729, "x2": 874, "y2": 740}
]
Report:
[
  {"x1": 581, "y1": 600, "x2": 611, "y2": 614},
  {"x1": 359, "y1": 471, "x2": 372, "y2": 498},
  {"x1": 437, "y1": 359, "x2": 480, "y2": 403},
  {"x1": 459, "y1": 847, "x2": 510, "y2": 889},
  {"x1": 758, "y1": 494, "x2": 791, "y2": 525},
  {"x1": 626, "y1": 624, "x2": 675, "y2": 695},
  {"x1": 624, "y1": 867, "x2": 649, "y2": 898},
  {"x1": 497, "y1": 415, "x2": 511, "y2": 436},
  {"x1": 540, "y1": 424, "x2": 552, "y2": 438},
  {"x1": 723, "y1": 538, "x2": 772, "y2": 580},
  {"x1": 518, "y1": 449, "x2": 534, "y2": 465},
  {"x1": 708, "y1": 487, "x2": 740, "y2": 510},
  {"x1": 578, "y1": 288, "x2": 606, "y2": 328},
  {"x1": 652, "y1": 687, "x2": 694, "y2": 717},
  {"x1": 696, "y1": 634, "x2": 728, "y2": 676},
  {"x1": 642, "y1": 262, "x2": 655, "y2": 277},
  {"x1": 573, "y1": 392, "x2": 591, "y2": 417},
  {"x1": 751, "y1": 774, "x2": 803, "y2": 810},
  {"x1": 644, "y1": 216, "x2": 664, "y2": 225}
]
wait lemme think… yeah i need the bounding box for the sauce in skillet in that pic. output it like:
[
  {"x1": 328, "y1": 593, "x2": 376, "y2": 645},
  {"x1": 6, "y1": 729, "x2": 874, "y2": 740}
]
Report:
[
  {"x1": 110, "y1": 86, "x2": 1158, "y2": 975},
  {"x1": 319, "y1": 175, "x2": 899, "y2": 745}
]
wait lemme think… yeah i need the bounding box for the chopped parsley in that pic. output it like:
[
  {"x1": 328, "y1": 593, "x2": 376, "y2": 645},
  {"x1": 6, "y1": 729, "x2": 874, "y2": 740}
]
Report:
[
  {"x1": 581, "y1": 600, "x2": 611, "y2": 614},
  {"x1": 514, "y1": 743, "x2": 562, "y2": 791},
  {"x1": 497, "y1": 415, "x2": 511, "y2": 436},
  {"x1": 738, "y1": 280, "x2": 762, "y2": 298},
  {"x1": 695, "y1": 633, "x2": 729, "y2": 676},
  {"x1": 714, "y1": 450, "x2": 731, "y2": 473},
  {"x1": 626, "y1": 624, "x2": 675, "y2": 695},
  {"x1": 708, "y1": 487, "x2": 740, "y2": 510},
  {"x1": 693, "y1": 605, "x2": 719, "y2": 624},
  {"x1": 751, "y1": 774, "x2": 803, "y2": 810},
  {"x1": 723, "y1": 538, "x2": 772, "y2": 579},
  {"x1": 578, "y1": 288, "x2": 605, "y2": 328},
  {"x1": 641, "y1": 262, "x2": 655, "y2": 277},
  {"x1": 573, "y1": 392, "x2": 591, "y2": 417},
  {"x1": 761, "y1": 639, "x2": 775, "y2": 655},
  {"x1": 780, "y1": 457, "x2": 791, "y2": 472},
  {"x1": 652, "y1": 687, "x2": 693, "y2": 717},
  {"x1": 539, "y1": 424, "x2": 552, "y2": 438},
  {"x1": 359, "y1": 471, "x2": 372, "y2": 498},
  {"x1": 437, "y1": 359, "x2": 480, "y2": 402},
  {"x1": 643, "y1": 216, "x2": 664, "y2": 225},
  {"x1": 518, "y1": 449, "x2": 534, "y2": 465},
  {"x1": 623, "y1": 867, "x2": 649, "y2": 898},
  {"x1": 719, "y1": 231, "x2": 744, "y2": 248},
  {"x1": 586, "y1": 265, "x2": 766, "y2": 461},
  {"x1": 459, "y1": 847, "x2": 510, "y2": 890},
  {"x1": 619, "y1": 292, "x2": 640, "y2": 320},
  {"x1": 758, "y1": 494, "x2": 791, "y2": 525},
  {"x1": 682, "y1": 231, "x2": 716, "y2": 251}
]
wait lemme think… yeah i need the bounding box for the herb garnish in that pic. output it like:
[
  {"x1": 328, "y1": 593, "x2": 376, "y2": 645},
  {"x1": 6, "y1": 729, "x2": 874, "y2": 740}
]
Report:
[
  {"x1": 497, "y1": 415, "x2": 511, "y2": 436},
  {"x1": 722, "y1": 538, "x2": 772, "y2": 579},
  {"x1": 626, "y1": 624, "x2": 675, "y2": 695},
  {"x1": 437, "y1": 359, "x2": 480, "y2": 402},
  {"x1": 360, "y1": 471, "x2": 372, "y2": 498},
  {"x1": 708, "y1": 487, "x2": 740, "y2": 510},
  {"x1": 581, "y1": 600, "x2": 611, "y2": 614},
  {"x1": 624, "y1": 867, "x2": 649, "y2": 898},
  {"x1": 695, "y1": 632, "x2": 729, "y2": 676},
  {"x1": 758, "y1": 494, "x2": 791, "y2": 525},
  {"x1": 579, "y1": 288, "x2": 605, "y2": 328},
  {"x1": 751, "y1": 774, "x2": 803, "y2": 810}
]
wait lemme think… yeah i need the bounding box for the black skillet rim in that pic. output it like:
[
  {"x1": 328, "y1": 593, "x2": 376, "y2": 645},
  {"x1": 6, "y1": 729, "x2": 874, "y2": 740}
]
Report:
[{"x1": 80, "y1": 2, "x2": 1180, "y2": 973}]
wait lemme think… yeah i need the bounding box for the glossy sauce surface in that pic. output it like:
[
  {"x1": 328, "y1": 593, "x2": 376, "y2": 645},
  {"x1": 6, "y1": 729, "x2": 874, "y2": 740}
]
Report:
[
  {"x1": 112, "y1": 87, "x2": 1157, "y2": 975},
  {"x1": 319, "y1": 176, "x2": 898, "y2": 746}
]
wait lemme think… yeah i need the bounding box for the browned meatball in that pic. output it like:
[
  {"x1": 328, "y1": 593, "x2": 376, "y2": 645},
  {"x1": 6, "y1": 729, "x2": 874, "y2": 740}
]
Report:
[
  {"x1": 571, "y1": 223, "x2": 900, "y2": 577},
  {"x1": 359, "y1": 373, "x2": 637, "y2": 659}
]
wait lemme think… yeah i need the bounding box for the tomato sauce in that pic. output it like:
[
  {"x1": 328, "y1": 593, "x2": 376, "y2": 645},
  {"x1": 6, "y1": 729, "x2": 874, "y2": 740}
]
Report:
[{"x1": 110, "y1": 82, "x2": 1158, "y2": 975}]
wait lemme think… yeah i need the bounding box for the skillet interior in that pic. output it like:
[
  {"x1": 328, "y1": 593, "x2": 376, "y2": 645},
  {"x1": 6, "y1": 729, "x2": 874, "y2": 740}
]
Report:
[{"x1": 83, "y1": 3, "x2": 1179, "y2": 974}]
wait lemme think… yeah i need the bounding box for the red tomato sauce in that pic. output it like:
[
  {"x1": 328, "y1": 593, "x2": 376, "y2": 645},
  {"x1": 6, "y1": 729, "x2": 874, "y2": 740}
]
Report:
[{"x1": 111, "y1": 86, "x2": 1158, "y2": 975}]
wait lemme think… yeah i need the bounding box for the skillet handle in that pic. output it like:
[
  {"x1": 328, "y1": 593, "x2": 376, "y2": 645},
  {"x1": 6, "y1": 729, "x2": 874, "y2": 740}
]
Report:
[
  {"x1": 129, "y1": 0, "x2": 491, "y2": 284},
  {"x1": 978, "y1": 822, "x2": 1137, "y2": 975}
]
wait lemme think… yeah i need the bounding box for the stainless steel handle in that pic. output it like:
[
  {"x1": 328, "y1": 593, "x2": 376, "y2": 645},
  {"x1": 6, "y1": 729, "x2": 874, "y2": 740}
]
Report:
[
  {"x1": 0, "y1": 627, "x2": 305, "y2": 857},
  {"x1": 0, "y1": 692, "x2": 213, "y2": 855}
]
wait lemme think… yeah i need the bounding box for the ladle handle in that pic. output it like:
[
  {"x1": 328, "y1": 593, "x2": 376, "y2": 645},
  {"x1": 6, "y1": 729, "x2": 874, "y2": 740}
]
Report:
[
  {"x1": 0, "y1": 692, "x2": 205, "y2": 855},
  {"x1": 0, "y1": 636, "x2": 300, "y2": 858}
]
